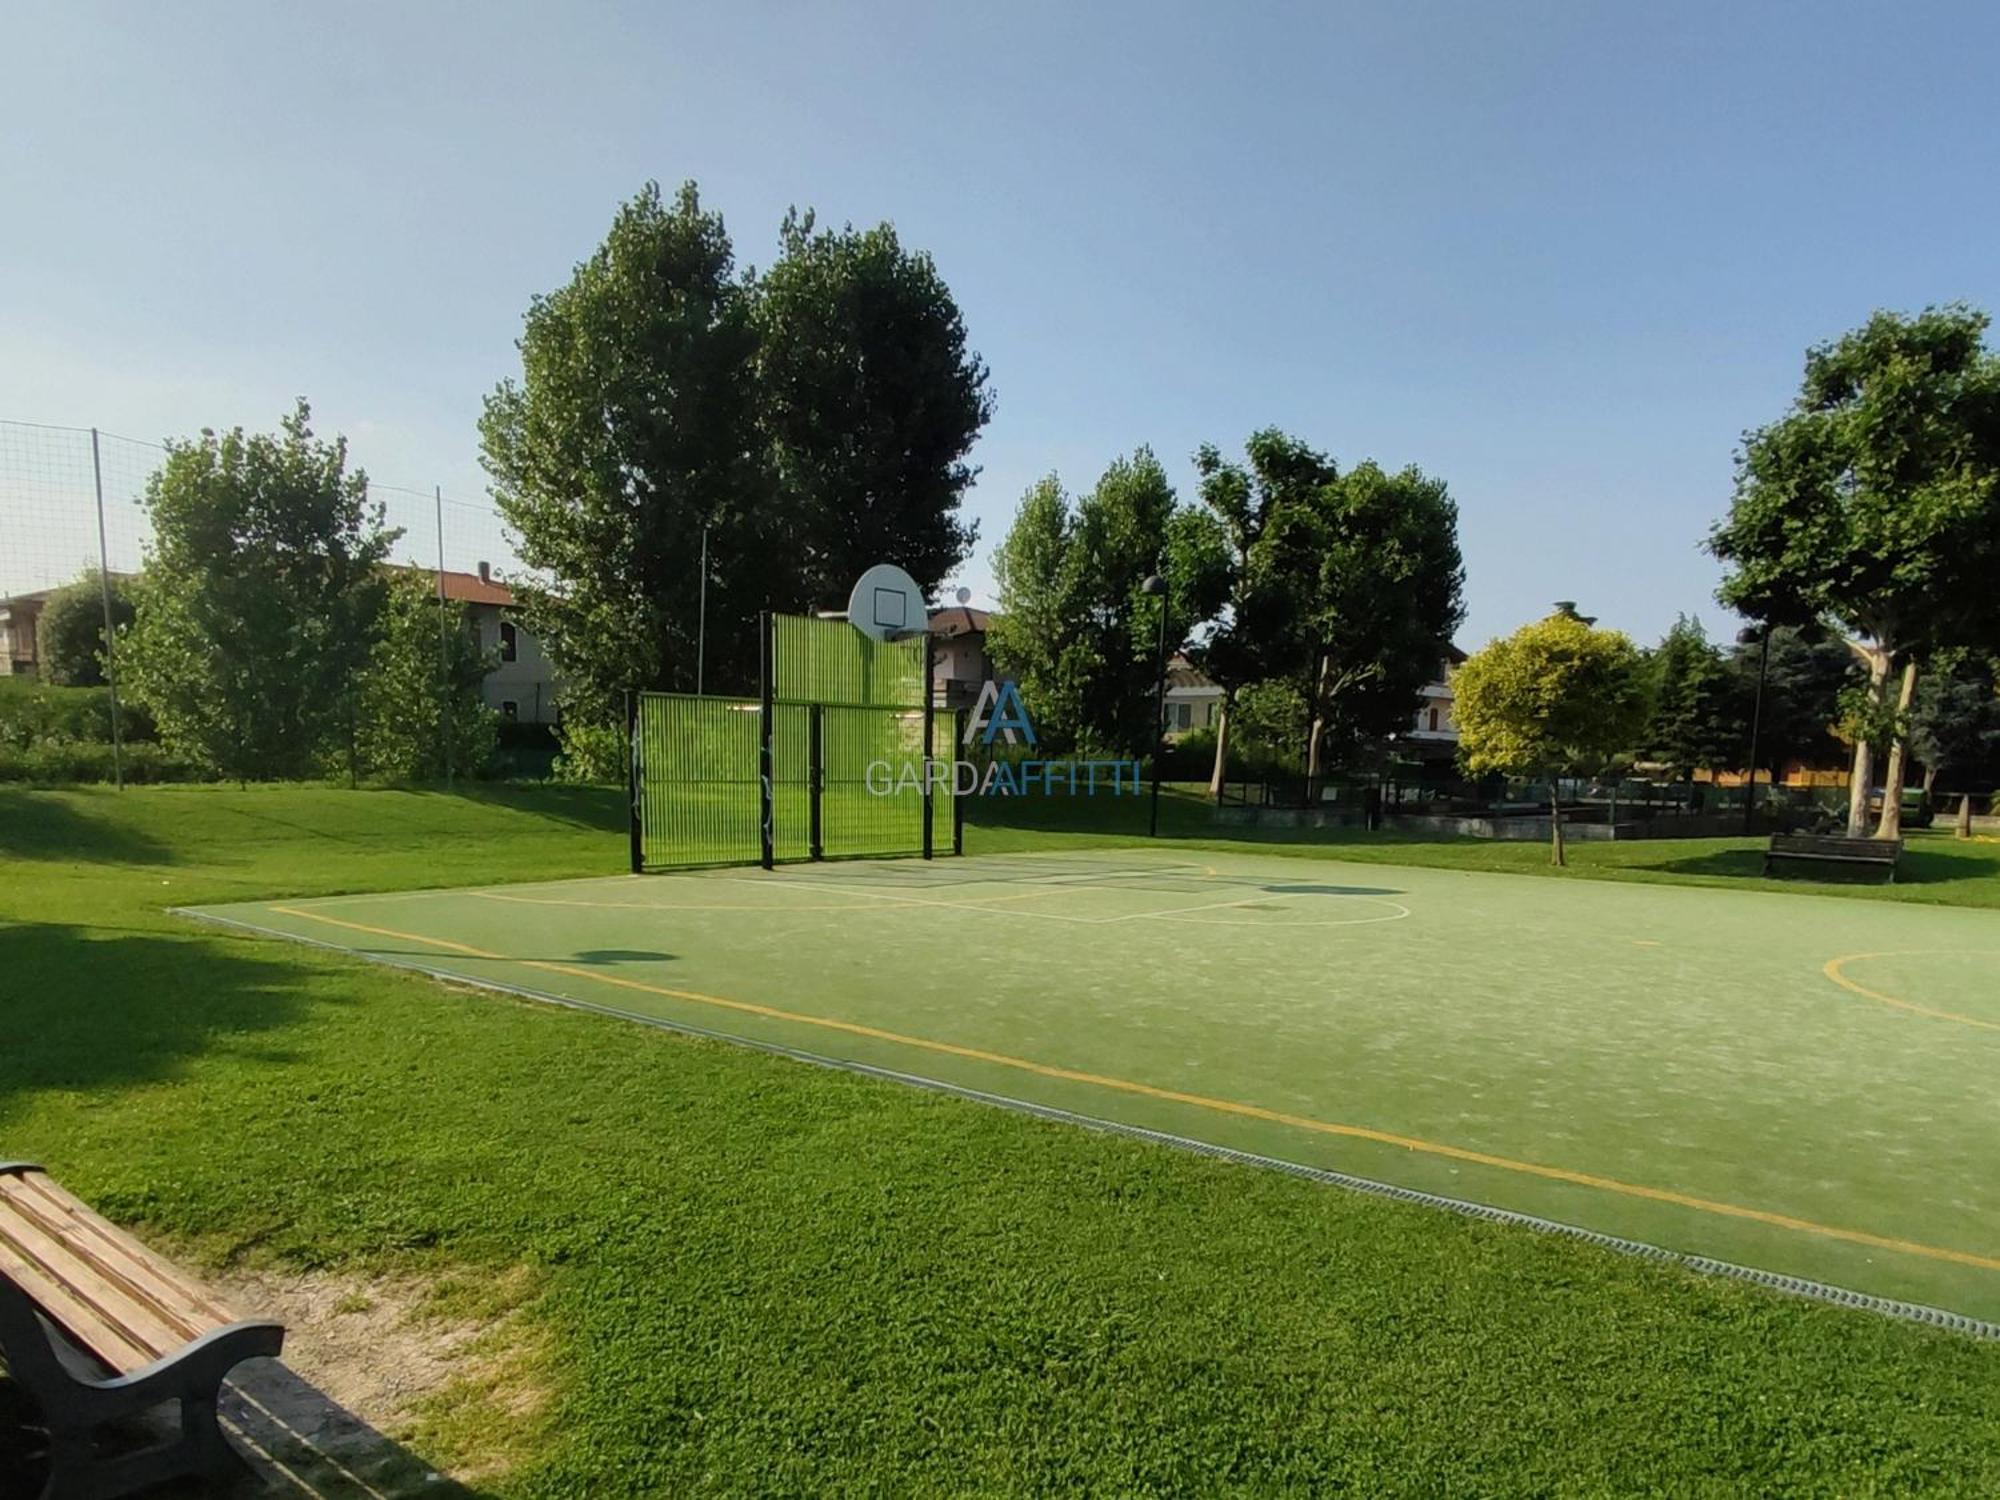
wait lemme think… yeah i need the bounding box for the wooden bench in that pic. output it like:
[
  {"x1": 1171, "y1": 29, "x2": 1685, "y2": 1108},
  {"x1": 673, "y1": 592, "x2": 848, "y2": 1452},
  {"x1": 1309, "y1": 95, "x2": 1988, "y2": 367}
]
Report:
[
  {"x1": 1764, "y1": 833, "x2": 1903, "y2": 882},
  {"x1": 0, "y1": 1162, "x2": 283, "y2": 1499}
]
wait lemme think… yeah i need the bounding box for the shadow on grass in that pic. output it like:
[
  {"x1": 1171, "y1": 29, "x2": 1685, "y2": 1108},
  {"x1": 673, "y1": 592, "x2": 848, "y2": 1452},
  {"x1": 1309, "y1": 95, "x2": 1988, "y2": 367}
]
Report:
[
  {"x1": 456, "y1": 782, "x2": 628, "y2": 833},
  {"x1": 0, "y1": 790, "x2": 174, "y2": 866},
  {"x1": 2, "y1": 1355, "x2": 500, "y2": 1499},
  {"x1": 1629, "y1": 843, "x2": 2000, "y2": 892},
  {"x1": 0, "y1": 922, "x2": 308, "y2": 1114}
]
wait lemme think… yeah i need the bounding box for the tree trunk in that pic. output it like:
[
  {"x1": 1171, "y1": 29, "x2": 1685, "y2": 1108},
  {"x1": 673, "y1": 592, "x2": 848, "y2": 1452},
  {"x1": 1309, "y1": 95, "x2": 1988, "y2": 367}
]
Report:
[
  {"x1": 1844, "y1": 642, "x2": 1891, "y2": 837},
  {"x1": 1208, "y1": 699, "x2": 1231, "y2": 801},
  {"x1": 1549, "y1": 781, "x2": 1566, "y2": 867},
  {"x1": 1958, "y1": 793, "x2": 1975, "y2": 839},
  {"x1": 1874, "y1": 659, "x2": 1919, "y2": 840},
  {"x1": 1921, "y1": 764, "x2": 1938, "y2": 800},
  {"x1": 1302, "y1": 653, "x2": 1332, "y2": 804}
]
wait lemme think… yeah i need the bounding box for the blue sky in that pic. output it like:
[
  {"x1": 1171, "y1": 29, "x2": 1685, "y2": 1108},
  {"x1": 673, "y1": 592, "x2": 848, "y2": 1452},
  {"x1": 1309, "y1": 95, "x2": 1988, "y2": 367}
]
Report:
[{"x1": 4, "y1": 2, "x2": 1997, "y2": 646}]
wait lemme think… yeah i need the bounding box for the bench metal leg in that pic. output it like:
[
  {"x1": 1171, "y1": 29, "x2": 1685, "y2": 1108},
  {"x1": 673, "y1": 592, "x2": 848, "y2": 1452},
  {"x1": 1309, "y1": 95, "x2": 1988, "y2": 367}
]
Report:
[{"x1": 1, "y1": 1277, "x2": 282, "y2": 1500}]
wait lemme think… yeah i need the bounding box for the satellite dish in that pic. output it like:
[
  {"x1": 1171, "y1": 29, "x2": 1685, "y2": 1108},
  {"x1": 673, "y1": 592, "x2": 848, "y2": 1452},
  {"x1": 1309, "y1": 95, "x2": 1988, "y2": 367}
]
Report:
[
  {"x1": 955, "y1": 586, "x2": 972, "y2": 605},
  {"x1": 846, "y1": 562, "x2": 927, "y2": 641}
]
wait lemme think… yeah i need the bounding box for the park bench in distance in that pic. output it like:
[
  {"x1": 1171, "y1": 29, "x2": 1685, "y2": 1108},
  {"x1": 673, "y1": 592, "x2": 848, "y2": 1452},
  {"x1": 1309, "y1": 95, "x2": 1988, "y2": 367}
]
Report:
[
  {"x1": 0, "y1": 1162, "x2": 284, "y2": 1499},
  {"x1": 1764, "y1": 833, "x2": 1903, "y2": 882}
]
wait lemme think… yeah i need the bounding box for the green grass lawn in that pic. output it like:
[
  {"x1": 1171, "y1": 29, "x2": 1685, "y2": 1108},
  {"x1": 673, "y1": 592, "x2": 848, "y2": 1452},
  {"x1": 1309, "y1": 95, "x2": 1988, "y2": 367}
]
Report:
[
  {"x1": 979, "y1": 782, "x2": 2000, "y2": 908},
  {"x1": 5, "y1": 784, "x2": 2000, "y2": 1495}
]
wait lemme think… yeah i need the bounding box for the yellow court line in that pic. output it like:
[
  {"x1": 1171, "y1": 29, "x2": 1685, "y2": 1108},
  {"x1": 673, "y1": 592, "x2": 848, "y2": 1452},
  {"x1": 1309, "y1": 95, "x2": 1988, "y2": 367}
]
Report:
[
  {"x1": 1823, "y1": 952, "x2": 2000, "y2": 1033},
  {"x1": 262, "y1": 904, "x2": 2000, "y2": 1278}
]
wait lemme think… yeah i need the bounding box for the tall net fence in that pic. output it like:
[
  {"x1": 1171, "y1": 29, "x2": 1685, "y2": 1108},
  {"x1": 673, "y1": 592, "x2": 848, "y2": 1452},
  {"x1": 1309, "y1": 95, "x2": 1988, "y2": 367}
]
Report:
[
  {"x1": 0, "y1": 418, "x2": 522, "y2": 611},
  {"x1": 0, "y1": 417, "x2": 535, "y2": 782}
]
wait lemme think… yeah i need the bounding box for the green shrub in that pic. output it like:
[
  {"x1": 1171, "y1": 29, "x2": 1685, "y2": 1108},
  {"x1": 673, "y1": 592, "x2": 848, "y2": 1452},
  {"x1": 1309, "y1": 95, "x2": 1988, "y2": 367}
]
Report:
[
  {"x1": 552, "y1": 718, "x2": 627, "y2": 784},
  {"x1": 0, "y1": 677, "x2": 155, "y2": 749},
  {"x1": 0, "y1": 740, "x2": 202, "y2": 784}
]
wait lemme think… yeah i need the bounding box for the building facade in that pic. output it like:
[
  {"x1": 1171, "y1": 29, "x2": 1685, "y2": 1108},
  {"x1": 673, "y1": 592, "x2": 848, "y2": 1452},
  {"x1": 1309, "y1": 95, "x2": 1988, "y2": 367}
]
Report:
[
  {"x1": 1163, "y1": 656, "x2": 1225, "y2": 737},
  {"x1": 928, "y1": 605, "x2": 992, "y2": 709},
  {"x1": 432, "y1": 567, "x2": 561, "y2": 725},
  {"x1": 1405, "y1": 644, "x2": 1469, "y2": 753},
  {"x1": 0, "y1": 590, "x2": 49, "y2": 676}
]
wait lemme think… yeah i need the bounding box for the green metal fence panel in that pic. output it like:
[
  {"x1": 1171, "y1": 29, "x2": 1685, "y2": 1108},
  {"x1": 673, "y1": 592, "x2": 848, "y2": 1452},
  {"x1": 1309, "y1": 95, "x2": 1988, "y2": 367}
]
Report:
[
  {"x1": 772, "y1": 613, "x2": 926, "y2": 708},
  {"x1": 819, "y1": 703, "x2": 929, "y2": 857},
  {"x1": 770, "y1": 700, "x2": 813, "y2": 864},
  {"x1": 635, "y1": 616, "x2": 959, "y2": 870},
  {"x1": 635, "y1": 693, "x2": 762, "y2": 869}
]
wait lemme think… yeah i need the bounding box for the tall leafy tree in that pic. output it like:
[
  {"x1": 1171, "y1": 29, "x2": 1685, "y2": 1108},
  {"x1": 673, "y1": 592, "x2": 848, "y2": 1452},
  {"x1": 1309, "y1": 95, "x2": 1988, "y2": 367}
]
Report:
[
  {"x1": 352, "y1": 573, "x2": 498, "y2": 781},
  {"x1": 987, "y1": 475, "x2": 1084, "y2": 746},
  {"x1": 1644, "y1": 616, "x2": 1741, "y2": 784},
  {"x1": 36, "y1": 571, "x2": 133, "y2": 688},
  {"x1": 1191, "y1": 430, "x2": 1340, "y2": 794},
  {"x1": 987, "y1": 451, "x2": 1226, "y2": 756},
  {"x1": 483, "y1": 184, "x2": 993, "y2": 729},
  {"x1": 1193, "y1": 432, "x2": 1465, "y2": 797},
  {"x1": 122, "y1": 401, "x2": 393, "y2": 779},
  {"x1": 1710, "y1": 305, "x2": 2000, "y2": 836},
  {"x1": 754, "y1": 211, "x2": 992, "y2": 604},
  {"x1": 1453, "y1": 611, "x2": 1649, "y2": 866},
  {"x1": 481, "y1": 182, "x2": 771, "y2": 720},
  {"x1": 1293, "y1": 461, "x2": 1465, "y2": 792}
]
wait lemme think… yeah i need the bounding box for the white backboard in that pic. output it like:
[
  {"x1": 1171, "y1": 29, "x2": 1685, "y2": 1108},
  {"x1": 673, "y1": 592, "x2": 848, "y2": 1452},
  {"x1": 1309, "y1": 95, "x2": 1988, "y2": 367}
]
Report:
[{"x1": 846, "y1": 563, "x2": 927, "y2": 641}]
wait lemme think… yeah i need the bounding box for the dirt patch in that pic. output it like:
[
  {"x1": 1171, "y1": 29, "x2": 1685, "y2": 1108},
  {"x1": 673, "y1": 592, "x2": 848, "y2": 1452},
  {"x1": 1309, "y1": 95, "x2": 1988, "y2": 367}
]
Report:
[
  {"x1": 215, "y1": 1266, "x2": 482, "y2": 1430},
  {"x1": 209, "y1": 1261, "x2": 553, "y2": 1492}
]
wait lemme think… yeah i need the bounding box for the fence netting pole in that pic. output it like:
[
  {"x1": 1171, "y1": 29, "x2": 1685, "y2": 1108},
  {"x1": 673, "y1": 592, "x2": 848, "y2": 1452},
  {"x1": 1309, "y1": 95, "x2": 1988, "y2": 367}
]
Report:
[
  {"x1": 434, "y1": 485, "x2": 453, "y2": 790},
  {"x1": 89, "y1": 429, "x2": 125, "y2": 791}
]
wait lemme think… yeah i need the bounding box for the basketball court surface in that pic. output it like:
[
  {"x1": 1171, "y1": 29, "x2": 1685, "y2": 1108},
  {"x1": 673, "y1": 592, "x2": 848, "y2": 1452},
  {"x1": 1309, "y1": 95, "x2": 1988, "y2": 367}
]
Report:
[{"x1": 182, "y1": 849, "x2": 2000, "y2": 1327}]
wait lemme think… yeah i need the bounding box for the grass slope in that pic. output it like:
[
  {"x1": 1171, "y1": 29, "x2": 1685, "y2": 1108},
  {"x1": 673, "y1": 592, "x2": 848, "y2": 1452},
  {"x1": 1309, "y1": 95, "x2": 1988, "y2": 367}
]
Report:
[{"x1": 3, "y1": 784, "x2": 1998, "y2": 1495}]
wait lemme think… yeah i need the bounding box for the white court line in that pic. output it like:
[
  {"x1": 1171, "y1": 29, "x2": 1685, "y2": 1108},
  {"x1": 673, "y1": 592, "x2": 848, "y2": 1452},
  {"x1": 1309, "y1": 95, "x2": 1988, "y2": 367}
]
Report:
[
  {"x1": 700, "y1": 869, "x2": 1409, "y2": 927},
  {"x1": 264, "y1": 857, "x2": 1410, "y2": 931}
]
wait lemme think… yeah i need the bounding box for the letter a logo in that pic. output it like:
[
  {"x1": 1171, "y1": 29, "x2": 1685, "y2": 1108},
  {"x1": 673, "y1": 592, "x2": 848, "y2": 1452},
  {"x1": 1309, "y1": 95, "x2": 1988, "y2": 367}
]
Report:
[{"x1": 965, "y1": 679, "x2": 1037, "y2": 746}]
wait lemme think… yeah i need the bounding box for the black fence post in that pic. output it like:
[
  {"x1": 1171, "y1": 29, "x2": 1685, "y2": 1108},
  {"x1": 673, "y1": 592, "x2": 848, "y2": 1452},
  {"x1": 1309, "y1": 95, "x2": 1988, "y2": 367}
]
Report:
[
  {"x1": 759, "y1": 611, "x2": 776, "y2": 870},
  {"x1": 921, "y1": 632, "x2": 936, "y2": 860},
  {"x1": 625, "y1": 689, "x2": 643, "y2": 874},
  {"x1": 809, "y1": 702, "x2": 824, "y2": 861}
]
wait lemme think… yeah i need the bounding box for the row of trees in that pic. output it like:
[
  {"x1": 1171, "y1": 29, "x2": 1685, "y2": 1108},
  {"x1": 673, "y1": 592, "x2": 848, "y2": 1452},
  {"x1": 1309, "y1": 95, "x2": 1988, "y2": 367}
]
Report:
[
  {"x1": 46, "y1": 404, "x2": 497, "y2": 782},
  {"x1": 988, "y1": 429, "x2": 1468, "y2": 792},
  {"x1": 1455, "y1": 305, "x2": 2000, "y2": 860},
  {"x1": 1641, "y1": 616, "x2": 2000, "y2": 800},
  {"x1": 480, "y1": 182, "x2": 992, "y2": 747}
]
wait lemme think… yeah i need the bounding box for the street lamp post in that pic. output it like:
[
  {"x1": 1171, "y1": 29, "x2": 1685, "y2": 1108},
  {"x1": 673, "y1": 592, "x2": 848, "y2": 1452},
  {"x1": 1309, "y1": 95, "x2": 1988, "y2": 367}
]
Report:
[
  {"x1": 1143, "y1": 574, "x2": 1170, "y2": 838},
  {"x1": 1738, "y1": 623, "x2": 1772, "y2": 834}
]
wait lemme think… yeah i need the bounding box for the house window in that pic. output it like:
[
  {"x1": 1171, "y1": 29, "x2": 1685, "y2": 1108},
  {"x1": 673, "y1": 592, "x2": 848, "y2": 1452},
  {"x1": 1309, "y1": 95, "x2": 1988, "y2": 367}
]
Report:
[
  {"x1": 1428, "y1": 707, "x2": 1439, "y2": 732},
  {"x1": 1173, "y1": 702, "x2": 1193, "y2": 730},
  {"x1": 500, "y1": 620, "x2": 518, "y2": 663},
  {"x1": 502, "y1": 700, "x2": 519, "y2": 722}
]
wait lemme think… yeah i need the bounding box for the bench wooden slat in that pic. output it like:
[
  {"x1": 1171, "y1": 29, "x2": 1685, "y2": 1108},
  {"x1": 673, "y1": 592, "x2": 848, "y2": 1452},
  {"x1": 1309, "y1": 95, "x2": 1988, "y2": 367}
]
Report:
[
  {"x1": 0, "y1": 1208, "x2": 193, "y2": 1371},
  {"x1": 3, "y1": 1172, "x2": 239, "y2": 1330},
  {"x1": 0, "y1": 1170, "x2": 246, "y2": 1375},
  {"x1": 0, "y1": 1189, "x2": 201, "y2": 1361},
  {"x1": 0, "y1": 1233, "x2": 160, "y2": 1374},
  {"x1": 1769, "y1": 836, "x2": 1899, "y2": 858}
]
